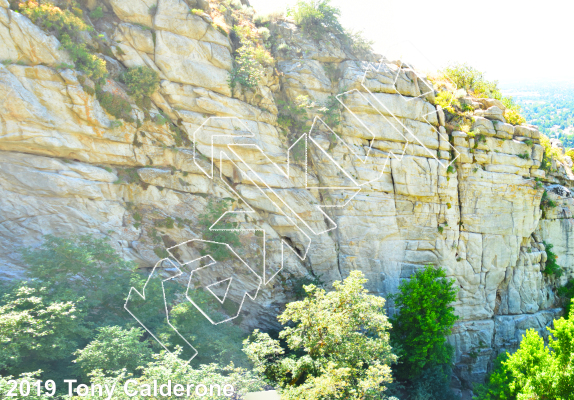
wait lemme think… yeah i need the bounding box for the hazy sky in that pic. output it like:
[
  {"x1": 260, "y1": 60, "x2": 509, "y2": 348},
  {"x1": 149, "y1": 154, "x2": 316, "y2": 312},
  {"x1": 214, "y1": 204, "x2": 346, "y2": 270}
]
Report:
[{"x1": 249, "y1": 0, "x2": 574, "y2": 87}]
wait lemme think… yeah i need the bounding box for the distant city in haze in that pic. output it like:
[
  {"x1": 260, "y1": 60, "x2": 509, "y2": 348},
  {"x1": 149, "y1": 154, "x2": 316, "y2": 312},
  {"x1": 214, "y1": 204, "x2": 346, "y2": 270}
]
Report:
[{"x1": 502, "y1": 82, "x2": 574, "y2": 148}]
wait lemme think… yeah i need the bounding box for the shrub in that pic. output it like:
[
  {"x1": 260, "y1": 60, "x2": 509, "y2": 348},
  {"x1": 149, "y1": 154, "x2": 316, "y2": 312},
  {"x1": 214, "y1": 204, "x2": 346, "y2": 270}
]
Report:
[
  {"x1": 243, "y1": 271, "x2": 396, "y2": 399},
  {"x1": 442, "y1": 63, "x2": 500, "y2": 99},
  {"x1": 20, "y1": 1, "x2": 91, "y2": 41},
  {"x1": 60, "y1": 34, "x2": 108, "y2": 81},
  {"x1": 277, "y1": 96, "x2": 311, "y2": 132},
  {"x1": 257, "y1": 26, "x2": 270, "y2": 40},
  {"x1": 276, "y1": 96, "x2": 313, "y2": 161},
  {"x1": 253, "y1": 13, "x2": 270, "y2": 25},
  {"x1": 318, "y1": 94, "x2": 343, "y2": 130},
  {"x1": 287, "y1": 0, "x2": 344, "y2": 40},
  {"x1": 540, "y1": 133, "x2": 564, "y2": 173},
  {"x1": 154, "y1": 113, "x2": 169, "y2": 125},
  {"x1": 435, "y1": 90, "x2": 460, "y2": 114},
  {"x1": 74, "y1": 326, "x2": 153, "y2": 376},
  {"x1": 89, "y1": 6, "x2": 104, "y2": 20},
  {"x1": 96, "y1": 89, "x2": 133, "y2": 122},
  {"x1": 19, "y1": 1, "x2": 107, "y2": 82},
  {"x1": 120, "y1": 66, "x2": 160, "y2": 100},
  {"x1": 504, "y1": 105, "x2": 526, "y2": 126},
  {"x1": 542, "y1": 241, "x2": 562, "y2": 277},
  {"x1": 276, "y1": 42, "x2": 291, "y2": 52},
  {"x1": 228, "y1": 26, "x2": 274, "y2": 94},
  {"x1": 441, "y1": 63, "x2": 527, "y2": 125},
  {"x1": 390, "y1": 265, "x2": 459, "y2": 381},
  {"x1": 343, "y1": 29, "x2": 374, "y2": 55},
  {"x1": 540, "y1": 190, "x2": 557, "y2": 217},
  {"x1": 214, "y1": 23, "x2": 228, "y2": 36},
  {"x1": 153, "y1": 246, "x2": 169, "y2": 259}
]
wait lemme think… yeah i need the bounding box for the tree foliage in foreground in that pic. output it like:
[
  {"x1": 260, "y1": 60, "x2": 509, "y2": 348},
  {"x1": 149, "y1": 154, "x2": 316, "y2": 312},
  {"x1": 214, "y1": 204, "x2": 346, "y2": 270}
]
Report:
[
  {"x1": 73, "y1": 326, "x2": 153, "y2": 376},
  {"x1": 0, "y1": 234, "x2": 256, "y2": 395},
  {"x1": 0, "y1": 286, "x2": 89, "y2": 378},
  {"x1": 243, "y1": 271, "x2": 397, "y2": 400},
  {"x1": 20, "y1": 235, "x2": 146, "y2": 328},
  {"x1": 67, "y1": 348, "x2": 266, "y2": 400},
  {"x1": 474, "y1": 305, "x2": 574, "y2": 400},
  {"x1": 390, "y1": 265, "x2": 459, "y2": 399}
]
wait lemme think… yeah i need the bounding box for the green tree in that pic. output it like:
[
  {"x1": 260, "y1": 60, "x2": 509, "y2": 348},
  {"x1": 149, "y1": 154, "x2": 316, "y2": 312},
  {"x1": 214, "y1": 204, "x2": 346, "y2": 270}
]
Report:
[
  {"x1": 243, "y1": 271, "x2": 397, "y2": 400},
  {"x1": 68, "y1": 348, "x2": 266, "y2": 400},
  {"x1": 74, "y1": 326, "x2": 153, "y2": 376},
  {"x1": 159, "y1": 298, "x2": 250, "y2": 368},
  {"x1": 475, "y1": 305, "x2": 574, "y2": 399},
  {"x1": 0, "y1": 286, "x2": 89, "y2": 378},
  {"x1": 558, "y1": 279, "x2": 574, "y2": 317},
  {"x1": 21, "y1": 235, "x2": 162, "y2": 328},
  {"x1": 390, "y1": 266, "x2": 458, "y2": 384}
]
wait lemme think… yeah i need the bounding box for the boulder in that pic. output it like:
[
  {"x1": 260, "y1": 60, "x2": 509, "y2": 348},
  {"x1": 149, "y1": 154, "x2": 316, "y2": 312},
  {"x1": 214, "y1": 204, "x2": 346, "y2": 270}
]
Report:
[
  {"x1": 2, "y1": 10, "x2": 74, "y2": 66},
  {"x1": 477, "y1": 106, "x2": 505, "y2": 122},
  {"x1": 477, "y1": 98, "x2": 506, "y2": 112},
  {"x1": 154, "y1": 30, "x2": 232, "y2": 96},
  {"x1": 109, "y1": 0, "x2": 157, "y2": 28},
  {"x1": 472, "y1": 116, "x2": 496, "y2": 136},
  {"x1": 153, "y1": 0, "x2": 230, "y2": 49}
]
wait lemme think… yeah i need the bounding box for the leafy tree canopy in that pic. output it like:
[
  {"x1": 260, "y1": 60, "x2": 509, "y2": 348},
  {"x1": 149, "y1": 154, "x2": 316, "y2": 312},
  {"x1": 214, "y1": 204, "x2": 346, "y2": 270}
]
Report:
[
  {"x1": 390, "y1": 266, "x2": 459, "y2": 383},
  {"x1": 475, "y1": 305, "x2": 574, "y2": 400},
  {"x1": 243, "y1": 270, "x2": 397, "y2": 400}
]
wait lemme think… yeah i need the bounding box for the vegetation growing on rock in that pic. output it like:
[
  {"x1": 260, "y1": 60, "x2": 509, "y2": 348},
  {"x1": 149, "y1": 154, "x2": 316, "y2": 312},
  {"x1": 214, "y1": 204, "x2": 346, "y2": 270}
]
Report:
[
  {"x1": 120, "y1": 66, "x2": 160, "y2": 101},
  {"x1": 18, "y1": 0, "x2": 107, "y2": 81},
  {"x1": 287, "y1": 0, "x2": 344, "y2": 40},
  {"x1": 436, "y1": 63, "x2": 526, "y2": 127},
  {"x1": 228, "y1": 25, "x2": 274, "y2": 94}
]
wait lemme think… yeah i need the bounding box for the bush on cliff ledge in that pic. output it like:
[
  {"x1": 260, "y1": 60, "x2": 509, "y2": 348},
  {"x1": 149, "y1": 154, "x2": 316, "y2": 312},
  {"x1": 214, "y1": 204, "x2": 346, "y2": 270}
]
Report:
[
  {"x1": 287, "y1": 0, "x2": 344, "y2": 39},
  {"x1": 120, "y1": 66, "x2": 160, "y2": 101},
  {"x1": 441, "y1": 63, "x2": 527, "y2": 126},
  {"x1": 18, "y1": 1, "x2": 107, "y2": 81}
]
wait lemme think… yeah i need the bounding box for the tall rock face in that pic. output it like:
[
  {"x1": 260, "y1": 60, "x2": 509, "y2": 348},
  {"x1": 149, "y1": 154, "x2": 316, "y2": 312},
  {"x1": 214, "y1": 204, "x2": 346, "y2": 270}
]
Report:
[{"x1": 1, "y1": 0, "x2": 573, "y2": 394}]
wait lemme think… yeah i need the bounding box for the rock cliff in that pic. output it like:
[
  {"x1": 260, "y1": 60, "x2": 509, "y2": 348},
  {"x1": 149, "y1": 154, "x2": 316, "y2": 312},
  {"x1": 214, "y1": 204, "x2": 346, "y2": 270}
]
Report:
[{"x1": 1, "y1": 0, "x2": 573, "y2": 395}]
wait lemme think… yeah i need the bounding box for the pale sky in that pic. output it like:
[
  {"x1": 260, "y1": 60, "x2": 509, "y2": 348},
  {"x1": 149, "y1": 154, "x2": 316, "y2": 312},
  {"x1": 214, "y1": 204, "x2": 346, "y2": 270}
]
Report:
[{"x1": 250, "y1": 0, "x2": 574, "y2": 87}]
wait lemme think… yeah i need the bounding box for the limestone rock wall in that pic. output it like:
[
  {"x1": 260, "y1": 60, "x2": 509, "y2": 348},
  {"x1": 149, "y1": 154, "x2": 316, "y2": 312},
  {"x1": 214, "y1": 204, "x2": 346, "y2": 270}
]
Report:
[{"x1": 1, "y1": 0, "x2": 573, "y2": 393}]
